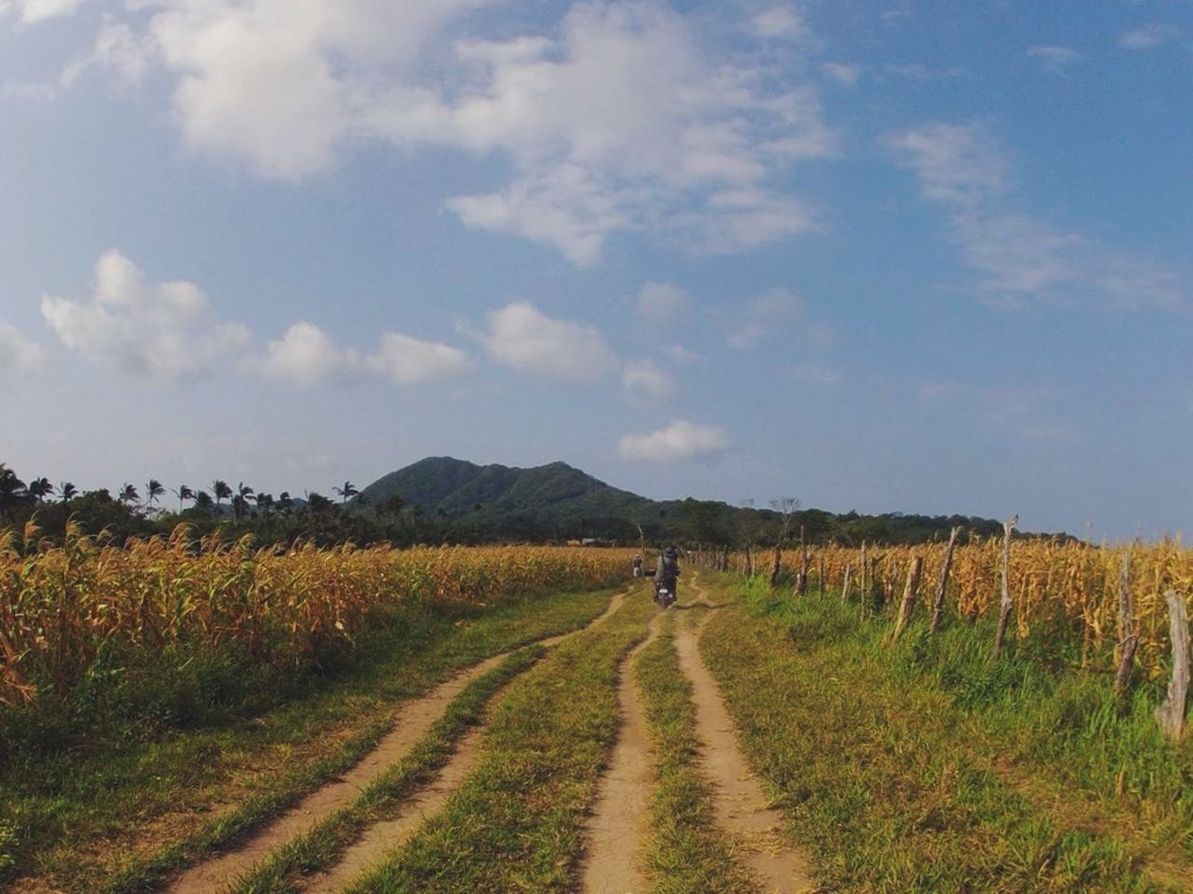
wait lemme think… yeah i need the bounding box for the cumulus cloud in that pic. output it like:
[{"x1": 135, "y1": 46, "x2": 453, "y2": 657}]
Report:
[
  {"x1": 728, "y1": 287, "x2": 805, "y2": 349},
  {"x1": 81, "y1": 0, "x2": 834, "y2": 261},
  {"x1": 40, "y1": 249, "x2": 250, "y2": 380},
  {"x1": 635, "y1": 282, "x2": 689, "y2": 323},
  {"x1": 622, "y1": 360, "x2": 676, "y2": 401},
  {"x1": 888, "y1": 122, "x2": 1186, "y2": 310},
  {"x1": 367, "y1": 332, "x2": 473, "y2": 384},
  {"x1": 253, "y1": 323, "x2": 472, "y2": 387},
  {"x1": 0, "y1": 323, "x2": 44, "y2": 378},
  {"x1": 39, "y1": 250, "x2": 473, "y2": 387},
  {"x1": 479, "y1": 301, "x2": 617, "y2": 383},
  {"x1": 618, "y1": 420, "x2": 731, "y2": 462}
]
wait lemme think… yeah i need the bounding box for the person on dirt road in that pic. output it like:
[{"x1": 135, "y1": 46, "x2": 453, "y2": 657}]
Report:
[
  {"x1": 632, "y1": 554, "x2": 643, "y2": 577},
  {"x1": 654, "y1": 545, "x2": 680, "y2": 606}
]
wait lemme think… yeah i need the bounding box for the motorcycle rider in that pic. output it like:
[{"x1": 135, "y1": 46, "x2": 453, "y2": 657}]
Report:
[{"x1": 654, "y1": 545, "x2": 680, "y2": 606}]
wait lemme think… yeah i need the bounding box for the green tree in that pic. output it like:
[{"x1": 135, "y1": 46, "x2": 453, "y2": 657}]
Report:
[
  {"x1": 0, "y1": 464, "x2": 29, "y2": 522},
  {"x1": 212, "y1": 480, "x2": 231, "y2": 516},
  {"x1": 118, "y1": 483, "x2": 140, "y2": 508},
  {"x1": 27, "y1": 477, "x2": 53, "y2": 502},
  {"x1": 145, "y1": 479, "x2": 165, "y2": 510},
  {"x1": 173, "y1": 485, "x2": 195, "y2": 512},
  {"x1": 58, "y1": 481, "x2": 78, "y2": 503},
  {"x1": 334, "y1": 480, "x2": 359, "y2": 504}
]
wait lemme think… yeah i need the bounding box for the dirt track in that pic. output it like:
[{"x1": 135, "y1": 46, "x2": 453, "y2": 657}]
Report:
[{"x1": 167, "y1": 588, "x2": 630, "y2": 893}]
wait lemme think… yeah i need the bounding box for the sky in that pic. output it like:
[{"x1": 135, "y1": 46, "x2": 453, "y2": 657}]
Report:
[{"x1": 0, "y1": 0, "x2": 1190, "y2": 540}]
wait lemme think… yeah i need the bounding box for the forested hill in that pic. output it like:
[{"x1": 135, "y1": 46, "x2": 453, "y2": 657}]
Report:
[{"x1": 357, "y1": 457, "x2": 1054, "y2": 545}]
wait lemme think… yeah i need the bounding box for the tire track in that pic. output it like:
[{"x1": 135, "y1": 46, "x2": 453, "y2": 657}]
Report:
[
  {"x1": 166, "y1": 586, "x2": 632, "y2": 894},
  {"x1": 675, "y1": 576, "x2": 815, "y2": 894},
  {"x1": 581, "y1": 593, "x2": 662, "y2": 894}
]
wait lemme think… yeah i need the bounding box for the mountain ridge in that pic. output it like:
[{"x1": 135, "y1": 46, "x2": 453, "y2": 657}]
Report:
[{"x1": 357, "y1": 456, "x2": 1046, "y2": 545}]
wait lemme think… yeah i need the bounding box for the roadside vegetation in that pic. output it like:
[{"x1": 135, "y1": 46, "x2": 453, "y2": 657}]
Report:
[
  {"x1": 700, "y1": 574, "x2": 1193, "y2": 892},
  {"x1": 1, "y1": 584, "x2": 618, "y2": 892}
]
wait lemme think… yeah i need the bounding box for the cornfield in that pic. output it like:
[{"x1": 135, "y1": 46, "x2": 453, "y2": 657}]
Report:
[
  {"x1": 711, "y1": 538, "x2": 1193, "y2": 677},
  {"x1": 0, "y1": 522, "x2": 634, "y2": 709}
]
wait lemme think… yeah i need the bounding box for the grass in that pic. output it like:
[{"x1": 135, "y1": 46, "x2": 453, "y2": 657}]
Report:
[
  {"x1": 1, "y1": 585, "x2": 619, "y2": 893},
  {"x1": 635, "y1": 610, "x2": 756, "y2": 894},
  {"x1": 227, "y1": 645, "x2": 544, "y2": 894},
  {"x1": 344, "y1": 582, "x2": 657, "y2": 893},
  {"x1": 698, "y1": 573, "x2": 1189, "y2": 893}
]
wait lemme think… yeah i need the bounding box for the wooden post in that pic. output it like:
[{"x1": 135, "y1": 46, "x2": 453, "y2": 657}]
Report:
[
  {"x1": 930, "y1": 526, "x2": 961, "y2": 635},
  {"x1": 859, "y1": 542, "x2": 868, "y2": 618},
  {"x1": 1113, "y1": 553, "x2": 1138, "y2": 711},
  {"x1": 798, "y1": 525, "x2": 809, "y2": 595},
  {"x1": 841, "y1": 563, "x2": 852, "y2": 601},
  {"x1": 1155, "y1": 590, "x2": 1190, "y2": 742},
  {"x1": 992, "y1": 515, "x2": 1017, "y2": 658},
  {"x1": 769, "y1": 542, "x2": 782, "y2": 588},
  {"x1": 892, "y1": 556, "x2": 924, "y2": 640}
]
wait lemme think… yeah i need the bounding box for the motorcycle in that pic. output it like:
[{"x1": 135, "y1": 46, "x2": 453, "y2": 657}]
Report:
[{"x1": 652, "y1": 576, "x2": 677, "y2": 609}]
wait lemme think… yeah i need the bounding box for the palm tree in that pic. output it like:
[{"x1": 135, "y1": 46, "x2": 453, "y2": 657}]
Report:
[
  {"x1": 144, "y1": 479, "x2": 165, "y2": 509},
  {"x1": 233, "y1": 482, "x2": 255, "y2": 521},
  {"x1": 58, "y1": 481, "x2": 78, "y2": 503},
  {"x1": 334, "y1": 480, "x2": 359, "y2": 505},
  {"x1": 212, "y1": 480, "x2": 231, "y2": 516},
  {"x1": 277, "y1": 492, "x2": 294, "y2": 516},
  {"x1": 27, "y1": 477, "x2": 53, "y2": 502},
  {"x1": 119, "y1": 483, "x2": 140, "y2": 508},
  {"x1": 0, "y1": 464, "x2": 29, "y2": 521},
  {"x1": 193, "y1": 490, "x2": 214, "y2": 514},
  {"x1": 173, "y1": 485, "x2": 195, "y2": 512}
]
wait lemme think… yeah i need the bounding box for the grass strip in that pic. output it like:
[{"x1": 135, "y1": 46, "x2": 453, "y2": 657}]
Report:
[
  {"x1": 228, "y1": 645, "x2": 543, "y2": 894},
  {"x1": 635, "y1": 613, "x2": 756, "y2": 894},
  {"x1": 699, "y1": 574, "x2": 1162, "y2": 893},
  {"x1": 345, "y1": 584, "x2": 657, "y2": 893},
  {"x1": 75, "y1": 588, "x2": 616, "y2": 894}
]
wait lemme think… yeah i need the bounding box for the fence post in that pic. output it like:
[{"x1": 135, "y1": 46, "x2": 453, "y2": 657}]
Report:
[
  {"x1": 841, "y1": 563, "x2": 852, "y2": 601},
  {"x1": 1113, "y1": 553, "x2": 1138, "y2": 711},
  {"x1": 769, "y1": 542, "x2": 782, "y2": 588},
  {"x1": 1156, "y1": 590, "x2": 1190, "y2": 742},
  {"x1": 797, "y1": 526, "x2": 809, "y2": 595},
  {"x1": 993, "y1": 515, "x2": 1018, "y2": 659},
  {"x1": 930, "y1": 526, "x2": 961, "y2": 635},
  {"x1": 892, "y1": 556, "x2": 924, "y2": 641}
]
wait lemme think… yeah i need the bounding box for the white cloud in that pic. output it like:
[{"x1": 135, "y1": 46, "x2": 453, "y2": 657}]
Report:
[
  {"x1": 887, "y1": 122, "x2": 1009, "y2": 207},
  {"x1": 822, "y1": 62, "x2": 860, "y2": 85},
  {"x1": 667, "y1": 344, "x2": 701, "y2": 364},
  {"x1": 41, "y1": 249, "x2": 250, "y2": 380},
  {"x1": 480, "y1": 301, "x2": 617, "y2": 383},
  {"x1": 254, "y1": 321, "x2": 358, "y2": 387},
  {"x1": 1, "y1": 0, "x2": 87, "y2": 23},
  {"x1": 87, "y1": 0, "x2": 834, "y2": 261},
  {"x1": 367, "y1": 332, "x2": 472, "y2": 384},
  {"x1": 62, "y1": 21, "x2": 154, "y2": 90},
  {"x1": 751, "y1": 6, "x2": 808, "y2": 40},
  {"x1": 253, "y1": 323, "x2": 473, "y2": 387},
  {"x1": 889, "y1": 122, "x2": 1186, "y2": 310},
  {"x1": 1120, "y1": 23, "x2": 1182, "y2": 50},
  {"x1": 635, "y1": 282, "x2": 689, "y2": 323},
  {"x1": 622, "y1": 360, "x2": 676, "y2": 400},
  {"x1": 0, "y1": 323, "x2": 44, "y2": 378},
  {"x1": 618, "y1": 420, "x2": 731, "y2": 462},
  {"x1": 728, "y1": 287, "x2": 805, "y2": 349},
  {"x1": 1027, "y1": 45, "x2": 1082, "y2": 73}
]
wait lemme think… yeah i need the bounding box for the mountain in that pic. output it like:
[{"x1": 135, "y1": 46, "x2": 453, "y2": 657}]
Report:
[
  {"x1": 358, "y1": 457, "x2": 654, "y2": 538},
  {"x1": 356, "y1": 457, "x2": 1046, "y2": 546}
]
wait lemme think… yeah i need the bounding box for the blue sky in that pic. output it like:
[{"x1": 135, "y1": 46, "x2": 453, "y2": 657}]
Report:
[{"x1": 0, "y1": 0, "x2": 1190, "y2": 539}]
